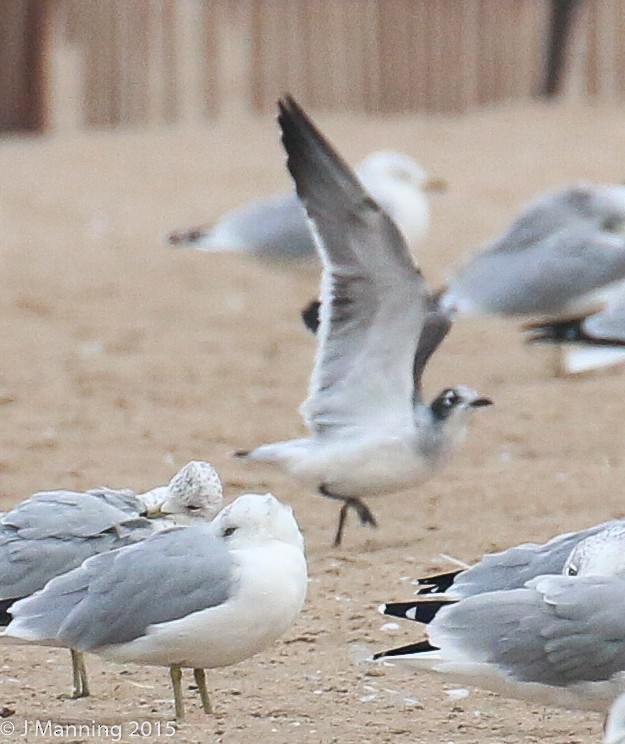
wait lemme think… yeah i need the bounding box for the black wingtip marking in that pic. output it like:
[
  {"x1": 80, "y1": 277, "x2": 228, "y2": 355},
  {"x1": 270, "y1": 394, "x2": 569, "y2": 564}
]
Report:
[
  {"x1": 415, "y1": 570, "x2": 461, "y2": 595},
  {"x1": 382, "y1": 600, "x2": 450, "y2": 625},
  {"x1": 301, "y1": 299, "x2": 321, "y2": 333},
  {"x1": 232, "y1": 450, "x2": 250, "y2": 459},
  {"x1": 373, "y1": 639, "x2": 438, "y2": 660}
]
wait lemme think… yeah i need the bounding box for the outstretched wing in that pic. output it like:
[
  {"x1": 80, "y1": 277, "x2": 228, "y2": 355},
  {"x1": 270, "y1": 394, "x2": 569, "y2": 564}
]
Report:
[{"x1": 278, "y1": 96, "x2": 429, "y2": 436}]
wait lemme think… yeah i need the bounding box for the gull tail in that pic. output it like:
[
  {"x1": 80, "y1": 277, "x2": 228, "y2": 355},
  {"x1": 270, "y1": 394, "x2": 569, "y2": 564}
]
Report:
[
  {"x1": 380, "y1": 600, "x2": 452, "y2": 625},
  {"x1": 231, "y1": 442, "x2": 295, "y2": 463},
  {"x1": 413, "y1": 569, "x2": 461, "y2": 595},
  {"x1": 167, "y1": 225, "x2": 239, "y2": 252},
  {"x1": 373, "y1": 638, "x2": 439, "y2": 661},
  {"x1": 561, "y1": 346, "x2": 625, "y2": 375}
]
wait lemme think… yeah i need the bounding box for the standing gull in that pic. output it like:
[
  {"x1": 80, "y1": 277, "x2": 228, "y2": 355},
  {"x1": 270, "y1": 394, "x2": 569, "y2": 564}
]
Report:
[
  {"x1": 374, "y1": 522, "x2": 625, "y2": 713},
  {"x1": 5, "y1": 493, "x2": 308, "y2": 719},
  {"x1": 167, "y1": 151, "x2": 445, "y2": 262},
  {"x1": 0, "y1": 460, "x2": 223, "y2": 698},
  {"x1": 440, "y1": 183, "x2": 625, "y2": 318},
  {"x1": 234, "y1": 96, "x2": 491, "y2": 546}
]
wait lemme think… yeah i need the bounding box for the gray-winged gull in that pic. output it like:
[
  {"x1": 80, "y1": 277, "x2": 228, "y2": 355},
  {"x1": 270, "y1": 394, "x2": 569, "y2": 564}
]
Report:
[
  {"x1": 234, "y1": 96, "x2": 491, "y2": 547},
  {"x1": 5, "y1": 492, "x2": 307, "y2": 719},
  {"x1": 381, "y1": 516, "x2": 620, "y2": 624},
  {"x1": 374, "y1": 522, "x2": 625, "y2": 713},
  {"x1": 1, "y1": 460, "x2": 223, "y2": 698},
  {"x1": 440, "y1": 183, "x2": 625, "y2": 318},
  {"x1": 525, "y1": 294, "x2": 625, "y2": 375},
  {"x1": 167, "y1": 150, "x2": 445, "y2": 262}
]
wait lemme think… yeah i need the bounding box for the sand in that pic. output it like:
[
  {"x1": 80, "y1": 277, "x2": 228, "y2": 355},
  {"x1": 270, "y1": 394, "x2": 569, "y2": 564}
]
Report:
[{"x1": 1, "y1": 99, "x2": 625, "y2": 743}]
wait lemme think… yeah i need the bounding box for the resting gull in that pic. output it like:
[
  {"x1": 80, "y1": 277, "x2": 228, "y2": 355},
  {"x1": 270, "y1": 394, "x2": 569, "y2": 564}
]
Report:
[
  {"x1": 1, "y1": 460, "x2": 223, "y2": 697},
  {"x1": 374, "y1": 522, "x2": 625, "y2": 713},
  {"x1": 440, "y1": 183, "x2": 625, "y2": 318},
  {"x1": 525, "y1": 295, "x2": 625, "y2": 375},
  {"x1": 167, "y1": 150, "x2": 445, "y2": 262},
  {"x1": 381, "y1": 516, "x2": 620, "y2": 624},
  {"x1": 5, "y1": 492, "x2": 307, "y2": 719},
  {"x1": 235, "y1": 96, "x2": 491, "y2": 546}
]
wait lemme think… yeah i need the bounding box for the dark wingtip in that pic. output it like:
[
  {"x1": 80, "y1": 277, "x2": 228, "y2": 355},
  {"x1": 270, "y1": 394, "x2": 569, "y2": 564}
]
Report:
[
  {"x1": 231, "y1": 450, "x2": 250, "y2": 459},
  {"x1": 301, "y1": 299, "x2": 321, "y2": 334},
  {"x1": 373, "y1": 639, "x2": 438, "y2": 660},
  {"x1": 470, "y1": 397, "x2": 493, "y2": 408}
]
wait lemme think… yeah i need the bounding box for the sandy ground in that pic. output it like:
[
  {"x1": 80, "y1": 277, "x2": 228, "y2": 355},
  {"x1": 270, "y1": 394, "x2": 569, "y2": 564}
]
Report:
[{"x1": 2, "y1": 100, "x2": 625, "y2": 743}]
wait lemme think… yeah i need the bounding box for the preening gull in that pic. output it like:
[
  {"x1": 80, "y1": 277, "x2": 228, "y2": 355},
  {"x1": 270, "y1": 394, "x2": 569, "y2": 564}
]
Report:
[
  {"x1": 5, "y1": 492, "x2": 307, "y2": 719},
  {"x1": 1, "y1": 460, "x2": 223, "y2": 697},
  {"x1": 167, "y1": 151, "x2": 445, "y2": 262},
  {"x1": 525, "y1": 295, "x2": 625, "y2": 375},
  {"x1": 440, "y1": 183, "x2": 625, "y2": 318},
  {"x1": 374, "y1": 522, "x2": 625, "y2": 713},
  {"x1": 234, "y1": 95, "x2": 491, "y2": 546}
]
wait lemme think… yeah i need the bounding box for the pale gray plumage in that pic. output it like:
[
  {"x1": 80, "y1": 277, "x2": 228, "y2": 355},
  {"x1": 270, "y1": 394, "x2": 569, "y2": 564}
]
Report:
[
  {"x1": 8, "y1": 524, "x2": 233, "y2": 651},
  {"x1": 6, "y1": 492, "x2": 308, "y2": 719},
  {"x1": 167, "y1": 151, "x2": 443, "y2": 261},
  {"x1": 376, "y1": 522, "x2": 625, "y2": 712},
  {"x1": 443, "y1": 183, "x2": 625, "y2": 317},
  {"x1": 0, "y1": 488, "x2": 153, "y2": 607},
  {"x1": 235, "y1": 96, "x2": 490, "y2": 546}
]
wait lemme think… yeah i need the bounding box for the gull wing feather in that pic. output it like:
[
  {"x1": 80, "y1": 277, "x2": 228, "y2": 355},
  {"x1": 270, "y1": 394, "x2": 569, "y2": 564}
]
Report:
[{"x1": 277, "y1": 96, "x2": 428, "y2": 435}]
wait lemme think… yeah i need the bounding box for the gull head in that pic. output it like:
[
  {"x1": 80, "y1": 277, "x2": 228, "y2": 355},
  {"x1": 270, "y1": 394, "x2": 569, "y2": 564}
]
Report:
[
  {"x1": 357, "y1": 151, "x2": 446, "y2": 194},
  {"x1": 356, "y1": 151, "x2": 446, "y2": 250},
  {"x1": 430, "y1": 386, "x2": 493, "y2": 423},
  {"x1": 147, "y1": 461, "x2": 224, "y2": 522},
  {"x1": 209, "y1": 493, "x2": 304, "y2": 552},
  {"x1": 557, "y1": 183, "x2": 625, "y2": 232},
  {"x1": 563, "y1": 523, "x2": 625, "y2": 578}
]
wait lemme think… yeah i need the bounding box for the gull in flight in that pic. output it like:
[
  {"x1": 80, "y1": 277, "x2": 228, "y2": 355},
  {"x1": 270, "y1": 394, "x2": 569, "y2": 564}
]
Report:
[
  {"x1": 5, "y1": 493, "x2": 307, "y2": 719},
  {"x1": 0, "y1": 460, "x2": 223, "y2": 698},
  {"x1": 167, "y1": 151, "x2": 445, "y2": 263},
  {"x1": 235, "y1": 96, "x2": 491, "y2": 546},
  {"x1": 375, "y1": 522, "x2": 625, "y2": 714}
]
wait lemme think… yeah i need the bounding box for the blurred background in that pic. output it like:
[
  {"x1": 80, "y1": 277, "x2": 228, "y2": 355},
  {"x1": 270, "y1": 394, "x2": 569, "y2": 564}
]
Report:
[{"x1": 1, "y1": 0, "x2": 624, "y2": 134}]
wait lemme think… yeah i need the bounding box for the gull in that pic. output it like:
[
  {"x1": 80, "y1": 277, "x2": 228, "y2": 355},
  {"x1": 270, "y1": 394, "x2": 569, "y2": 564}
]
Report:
[
  {"x1": 606, "y1": 691, "x2": 625, "y2": 744},
  {"x1": 5, "y1": 493, "x2": 308, "y2": 719},
  {"x1": 374, "y1": 522, "x2": 625, "y2": 713},
  {"x1": 167, "y1": 151, "x2": 445, "y2": 262},
  {"x1": 0, "y1": 460, "x2": 223, "y2": 698},
  {"x1": 440, "y1": 183, "x2": 625, "y2": 318},
  {"x1": 381, "y1": 516, "x2": 620, "y2": 624},
  {"x1": 525, "y1": 296, "x2": 625, "y2": 375},
  {"x1": 234, "y1": 96, "x2": 491, "y2": 547}
]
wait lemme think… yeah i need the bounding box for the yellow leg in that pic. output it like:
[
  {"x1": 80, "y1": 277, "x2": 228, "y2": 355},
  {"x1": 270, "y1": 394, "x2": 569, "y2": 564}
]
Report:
[
  {"x1": 70, "y1": 649, "x2": 90, "y2": 698},
  {"x1": 193, "y1": 668, "x2": 213, "y2": 714},
  {"x1": 169, "y1": 664, "x2": 185, "y2": 720}
]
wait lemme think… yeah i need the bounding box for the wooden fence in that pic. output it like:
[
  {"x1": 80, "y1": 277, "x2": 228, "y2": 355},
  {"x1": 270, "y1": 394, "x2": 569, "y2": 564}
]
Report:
[{"x1": 1, "y1": 0, "x2": 624, "y2": 132}]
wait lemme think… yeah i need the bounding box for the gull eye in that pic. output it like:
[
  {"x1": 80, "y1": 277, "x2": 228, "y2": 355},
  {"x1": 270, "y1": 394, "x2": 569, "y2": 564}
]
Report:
[
  {"x1": 186, "y1": 505, "x2": 202, "y2": 512},
  {"x1": 567, "y1": 564, "x2": 578, "y2": 576},
  {"x1": 223, "y1": 526, "x2": 237, "y2": 537}
]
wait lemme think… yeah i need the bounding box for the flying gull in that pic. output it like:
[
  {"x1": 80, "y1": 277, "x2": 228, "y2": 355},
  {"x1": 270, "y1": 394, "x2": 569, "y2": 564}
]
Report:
[
  {"x1": 234, "y1": 96, "x2": 491, "y2": 546},
  {"x1": 167, "y1": 151, "x2": 445, "y2": 263},
  {"x1": 5, "y1": 493, "x2": 307, "y2": 719}
]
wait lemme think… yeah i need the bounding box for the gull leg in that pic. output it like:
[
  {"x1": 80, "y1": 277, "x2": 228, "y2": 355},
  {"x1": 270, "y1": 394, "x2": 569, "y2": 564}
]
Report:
[
  {"x1": 170, "y1": 664, "x2": 185, "y2": 720},
  {"x1": 193, "y1": 668, "x2": 213, "y2": 714},
  {"x1": 319, "y1": 486, "x2": 377, "y2": 546},
  {"x1": 70, "y1": 649, "x2": 90, "y2": 698}
]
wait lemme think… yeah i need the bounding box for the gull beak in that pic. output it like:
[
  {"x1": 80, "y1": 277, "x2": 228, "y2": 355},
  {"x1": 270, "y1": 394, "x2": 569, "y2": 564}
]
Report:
[
  {"x1": 470, "y1": 397, "x2": 493, "y2": 408},
  {"x1": 423, "y1": 177, "x2": 447, "y2": 193}
]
